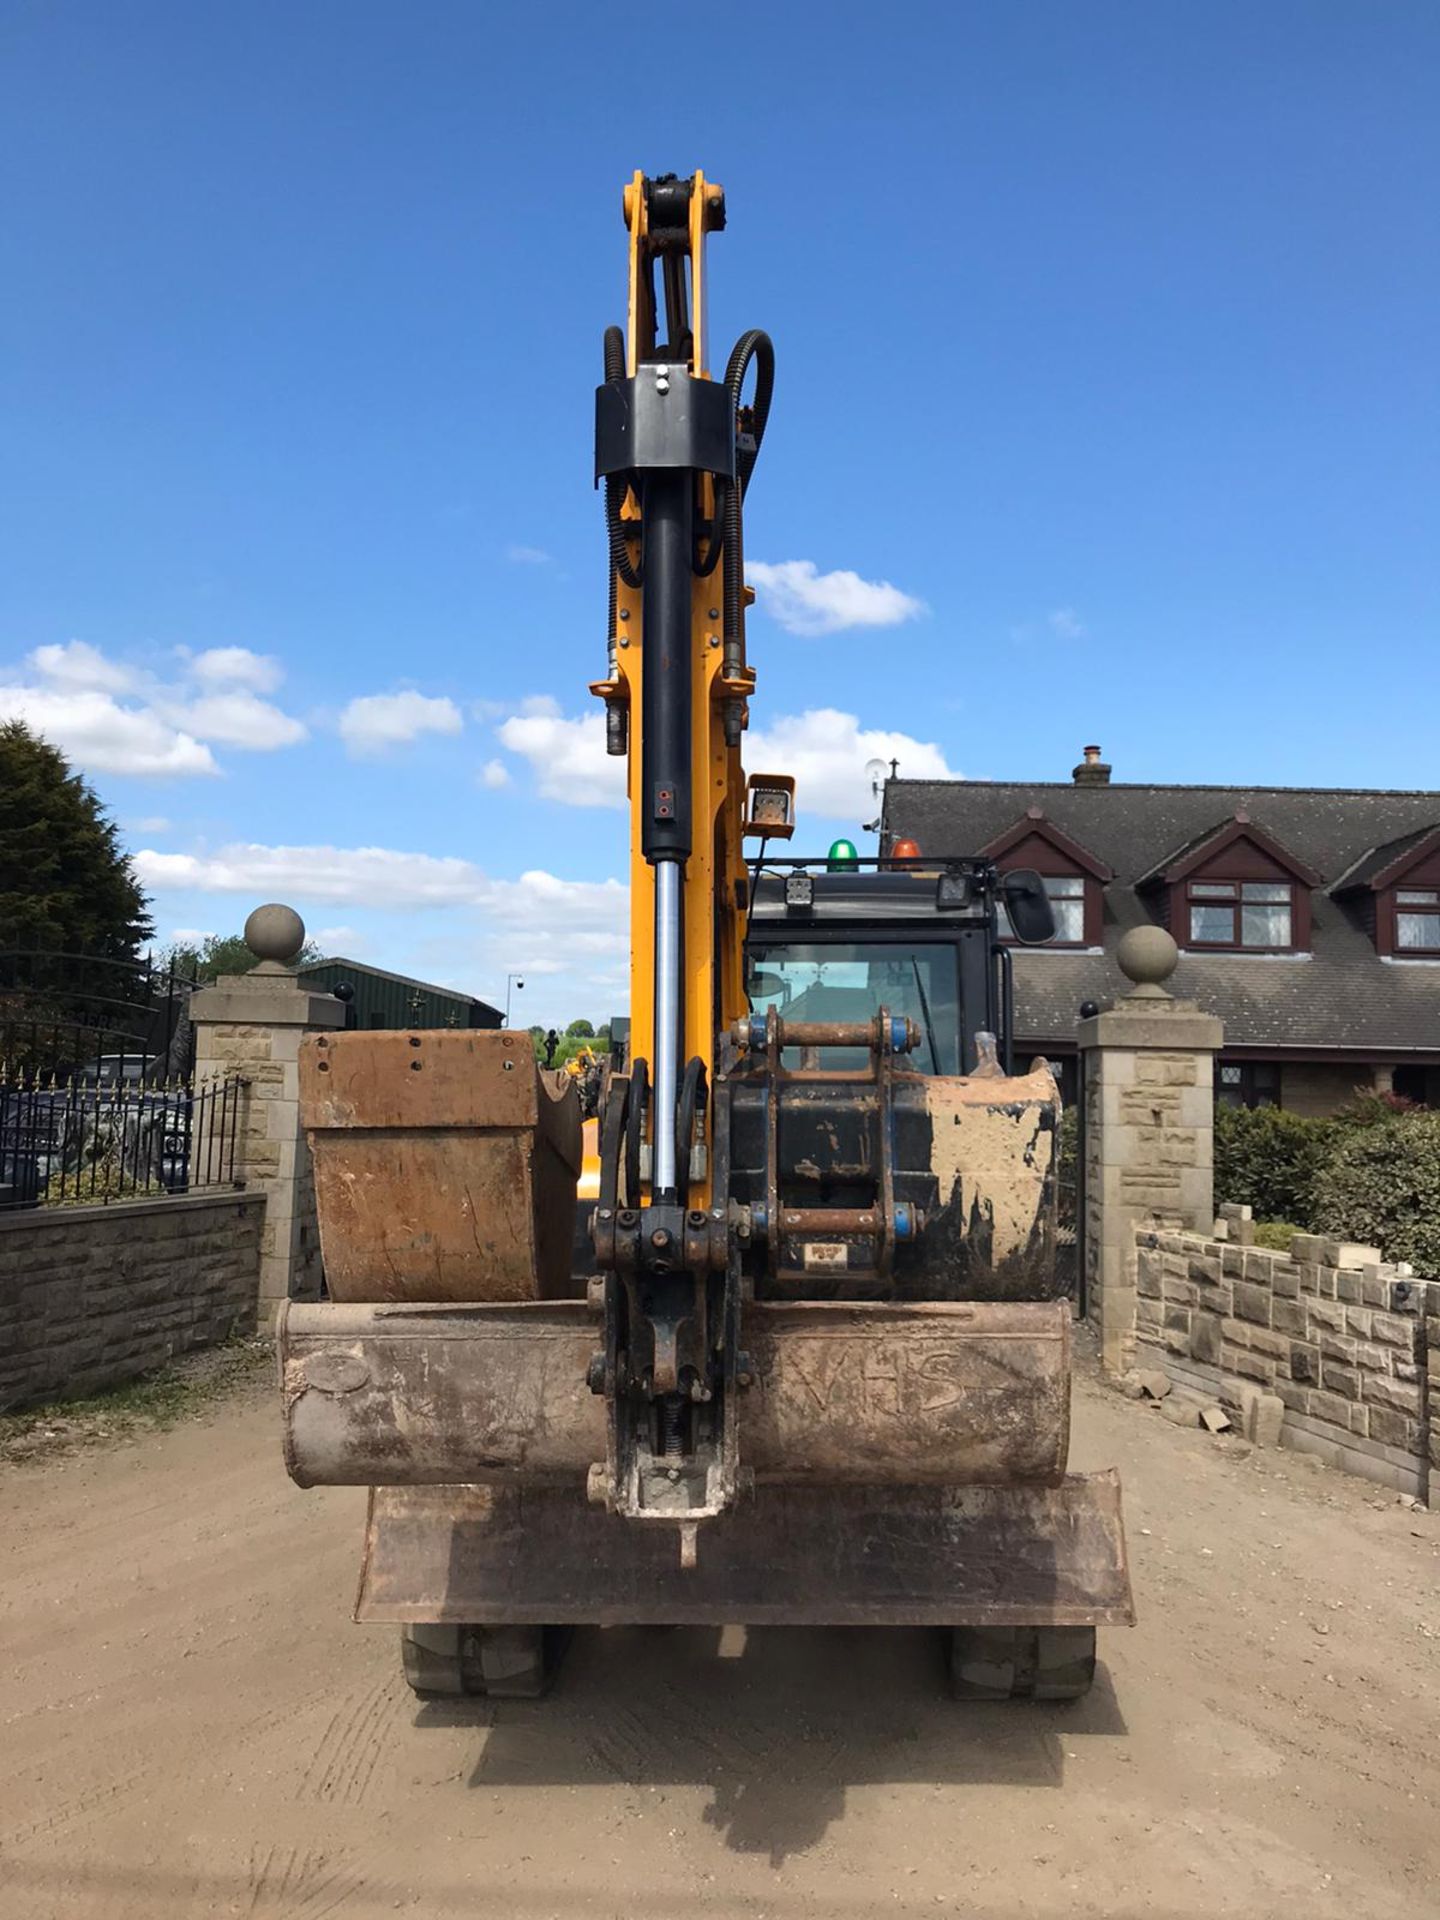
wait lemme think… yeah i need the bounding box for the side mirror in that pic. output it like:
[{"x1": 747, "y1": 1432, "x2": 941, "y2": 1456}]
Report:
[{"x1": 1002, "y1": 869, "x2": 1056, "y2": 945}]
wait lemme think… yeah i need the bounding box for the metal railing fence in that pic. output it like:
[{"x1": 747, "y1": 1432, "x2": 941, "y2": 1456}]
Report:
[{"x1": 0, "y1": 1070, "x2": 247, "y2": 1211}]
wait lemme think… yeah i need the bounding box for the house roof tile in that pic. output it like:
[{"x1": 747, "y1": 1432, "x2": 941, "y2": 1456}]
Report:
[{"x1": 882, "y1": 780, "x2": 1440, "y2": 1055}]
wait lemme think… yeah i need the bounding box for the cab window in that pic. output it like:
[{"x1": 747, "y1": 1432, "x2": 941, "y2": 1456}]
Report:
[{"x1": 745, "y1": 942, "x2": 961, "y2": 1075}]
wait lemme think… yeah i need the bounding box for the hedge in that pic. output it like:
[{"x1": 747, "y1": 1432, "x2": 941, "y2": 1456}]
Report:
[
  {"x1": 1311, "y1": 1112, "x2": 1440, "y2": 1274},
  {"x1": 1213, "y1": 1104, "x2": 1335, "y2": 1227}
]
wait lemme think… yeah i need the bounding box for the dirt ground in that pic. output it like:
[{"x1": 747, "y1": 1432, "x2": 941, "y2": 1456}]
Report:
[{"x1": 2, "y1": 1348, "x2": 1437, "y2": 1920}]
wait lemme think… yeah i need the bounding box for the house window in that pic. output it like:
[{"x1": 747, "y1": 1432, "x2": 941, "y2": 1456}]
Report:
[
  {"x1": 1187, "y1": 880, "x2": 1292, "y2": 950},
  {"x1": 998, "y1": 874, "x2": 1087, "y2": 945},
  {"x1": 1216, "y1": 1061, "x2": 1281, "y2": 1110},
  {"x1": 1395, "y1": 889, "x2": 1440, "y2": 953}
]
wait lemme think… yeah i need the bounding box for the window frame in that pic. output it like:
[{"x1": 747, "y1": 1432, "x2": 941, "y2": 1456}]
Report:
[
  {"x1": 1215, "y1": 1059, "x2": 1281, "y2": 1110},
  {"x1": 1393, "y1": 887, "x2": 1440, "y2": 956},
  {"x1": 997, "y1": 871, "x2": 1091, "y2": 948},
  {"x1": 1184, "y1": 878, "x2": 1296, "y2": 953}
]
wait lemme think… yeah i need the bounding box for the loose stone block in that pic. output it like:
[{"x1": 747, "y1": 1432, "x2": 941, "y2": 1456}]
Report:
[{"x1": 1320, "y1": 1240, "x2": 1383, "y2": 1271}]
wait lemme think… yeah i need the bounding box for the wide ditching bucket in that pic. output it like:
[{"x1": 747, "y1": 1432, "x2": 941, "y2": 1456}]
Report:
[{"x1": 291, "y1": 1029, "x2": 1132, "y2": 1635}]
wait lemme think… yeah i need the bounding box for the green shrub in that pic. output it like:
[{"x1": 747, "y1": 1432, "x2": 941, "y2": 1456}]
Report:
[
  {"x1": 1213, "y1": 1104, "x2": 1334, "y2": 1226},
  {"x1": 1252, "y1": 1220, "x2": 1301, "y2": 1251},
  {"x1": 1311, "y1": 1113, "x2": 1440, "y2": 1273}
]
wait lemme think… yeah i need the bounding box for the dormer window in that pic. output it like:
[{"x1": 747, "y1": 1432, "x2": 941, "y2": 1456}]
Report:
[
  {"x1": 979, "y1": 809, "x2": 1112, "y2": 949},
  {"x1": 996, "y1": 874, "x2": 1087, "y2": 945},
  {"x1": 1138, "y1": 812, "x2": 1319, "y2": 956},
  {"x1": 1330, "y1": 822, "x2": 1440, "y2": 958},
  {"x1": 1396, "y1": 889, "x2": 1440, "y2": 953},
  {"x1": 1187, "y1": 880, "x2": 1294, "y2": 950},
  {"x1": 1043, "y1": 874, "x2": 1086, "y2": 944}
]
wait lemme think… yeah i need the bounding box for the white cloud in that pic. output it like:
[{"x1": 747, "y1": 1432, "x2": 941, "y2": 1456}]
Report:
[
  {"x1": 187, "y1": 646, "x2": 284, "y2": 693},
  {"x1": 312, "y1": 924, "x2": 366, "y2": 953},
  {"x1": 746, "y1": 707, "x2": 959, "y2": 823},
  {"x1": 496, "y1": 695, "x2": 624, "y2": 808},
  {"x1": 133, "y1": 840, "x2": 625, "y2": 919},
  {"x1": 506, "y1": 544, "x2": 553, "y2": 566},
  {"x1": 0, "y1": 638, "x2": 308, "y2": 775},
  {"x1": 491, "y1": 691, "x2": 955, "y2": 826},
  {"x1": 1047, "y1": 607, "x2": 1087, "y2": 640},
  {"x1": 479, "y1": 758, "x2": 511, "y2": 790},
  {"x1": 30, "y1": 640, "x2": 139, "y2": 694},
  {"x1": 125, "y1": 815, "x2": 172, "y2": 834},
  {"x1": 0, "y1": 683, "x2": 218, "y2": 776},
  {"x1": 135, "y1": 840, "x2": 630, "y2": 1012},
  {"x1": 164, "y1": 690, "x2": 308, "y2": 750},
  {"x1": 746, "y1": 560, "x2": 927, "y2": 637},
  {"x1": 338, "y1": 690, "x2": 464, "y2": 757}
]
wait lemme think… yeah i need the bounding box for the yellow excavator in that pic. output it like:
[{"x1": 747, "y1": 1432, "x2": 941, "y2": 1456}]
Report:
[{"x1": 278, "y1": 170, "x2": 1132, "y2": 1701}]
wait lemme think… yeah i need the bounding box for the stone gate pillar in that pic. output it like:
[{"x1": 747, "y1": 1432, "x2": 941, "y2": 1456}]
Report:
[
  {"x1": 1077, "y1": 927, "x2": 1223, "y2": 1375},
  {"x1": 188, "y1": 904, "x2": 344, "y2": 1315}
]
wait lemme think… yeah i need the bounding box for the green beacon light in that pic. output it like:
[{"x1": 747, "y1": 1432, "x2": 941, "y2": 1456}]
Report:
[{"x1": 827, "y1": 838, "x2": 860, "y2": 873}]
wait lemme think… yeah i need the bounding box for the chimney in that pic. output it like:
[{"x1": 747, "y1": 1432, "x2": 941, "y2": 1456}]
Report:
[{"x1": 1072, "y1": 744, "x2": 1111, "y2": 787}]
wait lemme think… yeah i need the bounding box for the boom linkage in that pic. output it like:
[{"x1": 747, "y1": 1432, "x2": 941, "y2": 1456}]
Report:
[{"x1": 588, "y1": 171, "x2": 772, "y2": 1541}]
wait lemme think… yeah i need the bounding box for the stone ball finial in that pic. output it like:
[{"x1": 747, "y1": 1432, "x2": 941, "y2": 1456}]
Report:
[
  {"x1": 1117, "y1": 924, "x2": 1178, "y2": 992},
  {"x1": 244, "y1": 902, "x2": 306, "y2": 966}
]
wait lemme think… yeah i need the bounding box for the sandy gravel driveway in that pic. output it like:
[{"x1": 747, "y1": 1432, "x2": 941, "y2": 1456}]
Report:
[{"x1": 2, "y1": 1349, "x2": 1437, "y2": 1920}]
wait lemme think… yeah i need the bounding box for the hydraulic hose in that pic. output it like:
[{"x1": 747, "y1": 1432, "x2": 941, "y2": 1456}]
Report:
[
  {"x1": 602, "y1": 326, "x2": 642, "y2": 591},
  {"x1": 721, "y1": 330, "x2": 774, "y2": 663}
]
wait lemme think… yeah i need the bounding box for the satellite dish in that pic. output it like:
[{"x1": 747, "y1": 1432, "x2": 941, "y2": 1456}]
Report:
[{"x1": 864, "y1": 757, "x2": 888, "y2": 797}]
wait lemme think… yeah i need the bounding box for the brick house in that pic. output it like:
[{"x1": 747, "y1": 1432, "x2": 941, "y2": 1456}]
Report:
[{"x1": 882, "y1": 750, "x2": 1440, "y2": 1114}]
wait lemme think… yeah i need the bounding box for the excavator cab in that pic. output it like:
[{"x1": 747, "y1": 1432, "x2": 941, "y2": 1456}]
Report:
[{"x1": 745, "y1": 854, "x2": 1052, "y2": 1077}]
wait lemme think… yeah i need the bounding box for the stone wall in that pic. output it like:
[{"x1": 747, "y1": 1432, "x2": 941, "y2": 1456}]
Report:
[
  {"x1": 1277, "y1": 1061, "x2": 1391, "y2": 1117},
  {"x1": 1135, "y1": 1205, "x2": 1433, "y2": 1501},
  {"x1": 0, "y1": 1191, "x2": 263, "y2": 1413},
  {"x1": 191, "y1": 970, "x2": 342, "y2": 1311},
  {"x1": 1078, "y1": 992, "x2": 1221, "y2": 1375}
]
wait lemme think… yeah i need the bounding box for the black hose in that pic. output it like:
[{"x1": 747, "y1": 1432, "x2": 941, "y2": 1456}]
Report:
[
  {"x1": 721, "y1": 330, "x2": 774, "y2": 649},
  {"x1": 675, "y1": 1055, "x2": 706, "y2": 1206},
  {"x1": 624, "y1": 1057, "x2": 648, "y2": 1208},
  {"x1": 602, "y1": 325, "x2": 642, "y2": 591},
  {"x1": 693, "y1": 475, "x2": 727, "y2": 577}
]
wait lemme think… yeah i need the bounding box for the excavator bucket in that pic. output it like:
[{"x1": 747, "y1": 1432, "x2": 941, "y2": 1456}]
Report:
[
  {"x1": 279, "y1": 1292, "x2": 1131, "y2": 1631},
  {"x1": 353, "y1": 1476, "x2": 1132, "y2": 1630},
  {"x1": 301, "y1": 1029, "x2": 582, "y2": 1303}
]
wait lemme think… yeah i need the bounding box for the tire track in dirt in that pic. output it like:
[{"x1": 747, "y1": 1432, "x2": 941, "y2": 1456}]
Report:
[
  {"x1": 243, "y1": 1843, "x2": 366, "y2": 1918},
  {"x1": 299, "y1": 1673, "x2": 404, "y2": 1807}
]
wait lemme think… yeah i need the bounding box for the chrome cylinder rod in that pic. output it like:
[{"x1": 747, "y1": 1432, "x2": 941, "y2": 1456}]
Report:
[{"x1": 652, "y1": 855, "x2": 682, "y2": 1198}]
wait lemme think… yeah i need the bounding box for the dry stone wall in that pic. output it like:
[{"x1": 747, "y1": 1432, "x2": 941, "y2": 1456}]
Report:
[{"x1": 1136, "y1": 1203, "x2": 1434, "y2": 1502}]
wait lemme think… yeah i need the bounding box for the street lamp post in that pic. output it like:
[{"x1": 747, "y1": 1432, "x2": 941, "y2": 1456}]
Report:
[{"x1": 504, "y1": 973, "x2": 525, "y2": 1028}]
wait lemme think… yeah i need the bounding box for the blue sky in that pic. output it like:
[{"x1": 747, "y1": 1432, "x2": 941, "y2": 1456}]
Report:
[{"x1": 2, "y1": 2, "x2": 1436, "y2": 1024}]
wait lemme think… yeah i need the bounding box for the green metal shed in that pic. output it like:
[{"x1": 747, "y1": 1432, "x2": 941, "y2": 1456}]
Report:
[{"x1": 298, "y1": 957, "x2": 502, "y2": 1032}]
